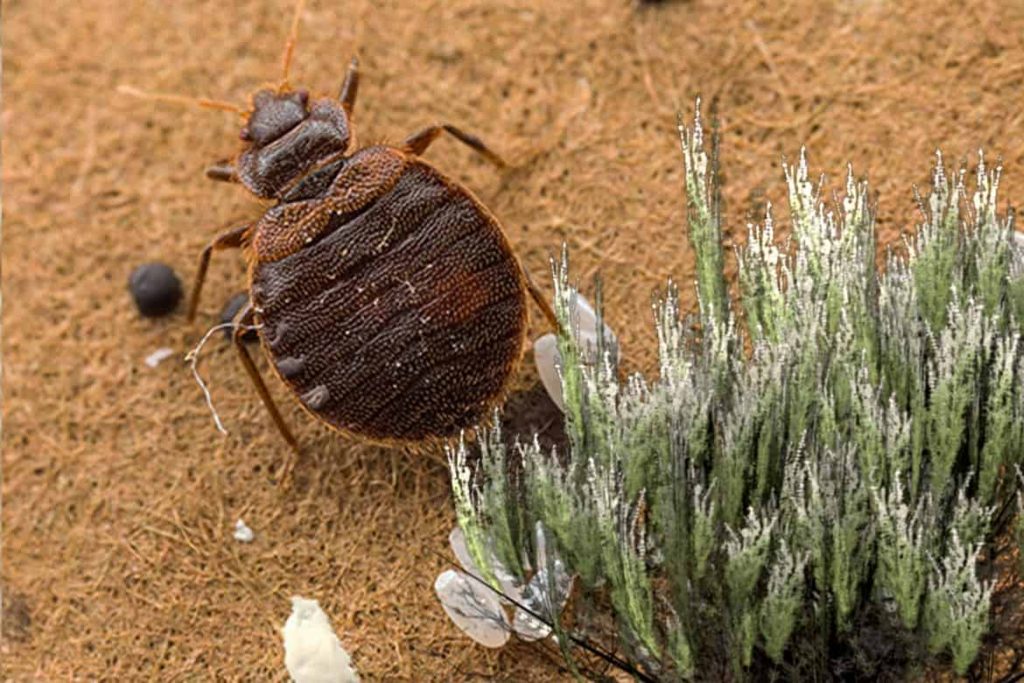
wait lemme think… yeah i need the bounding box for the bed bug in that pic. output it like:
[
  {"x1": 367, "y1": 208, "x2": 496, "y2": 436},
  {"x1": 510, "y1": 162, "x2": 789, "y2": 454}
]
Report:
[{"x1": 140, "y1": 2, "x2": 559, "y2": 472}]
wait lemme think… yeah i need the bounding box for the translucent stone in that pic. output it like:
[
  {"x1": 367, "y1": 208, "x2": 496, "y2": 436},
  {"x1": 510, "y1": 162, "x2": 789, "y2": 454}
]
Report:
[
  {"x1": 511, "y1": 561, "x2": 572, "y2": 641},
  {"x1": 448, "y1": 527, "x2": 521, "y2": 601},
  {"x1": 511, "y1": 523, "x2": 573, "y2": 641},
  {"x1": 569, "y1": 294, "x2": 603, "y2": 338},
  {"x1": 511, "y1": 591, "x2": 550, "y2": 641},
  {"x1": 533, "y1": 293, "x2": 616, "y2": 413},
  {"x1": 533, "y1": 334, "x2": 563, "y2": 411},
  {"x1": 434, "y1": 569, "x2": 511, "y2": 648}
]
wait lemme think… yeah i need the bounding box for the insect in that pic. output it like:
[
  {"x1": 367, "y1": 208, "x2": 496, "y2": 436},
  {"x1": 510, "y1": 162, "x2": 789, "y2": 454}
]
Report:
[{"x1": 132, "y1": 2, "x2": 558, "y2": 473}]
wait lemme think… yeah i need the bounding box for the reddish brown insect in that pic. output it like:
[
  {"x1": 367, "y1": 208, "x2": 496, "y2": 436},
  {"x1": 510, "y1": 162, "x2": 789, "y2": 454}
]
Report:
[{"x1": 156, "y1": 4, "x2": 558, "y2": 469}]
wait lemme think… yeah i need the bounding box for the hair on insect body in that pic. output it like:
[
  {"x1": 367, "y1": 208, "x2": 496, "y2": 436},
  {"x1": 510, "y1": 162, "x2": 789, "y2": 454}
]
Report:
[{"x1": 125, "y1": 0, "x2": 560, "y2": 479}]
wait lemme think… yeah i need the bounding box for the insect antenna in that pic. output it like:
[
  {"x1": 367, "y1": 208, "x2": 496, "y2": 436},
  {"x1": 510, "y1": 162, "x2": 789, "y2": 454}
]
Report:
[
  {"x1": 279, "y1": 0, "x2": 308, "y2": 91},
  {"x1": 117, "y1": 85, "x2": 247, "y2": 117}
]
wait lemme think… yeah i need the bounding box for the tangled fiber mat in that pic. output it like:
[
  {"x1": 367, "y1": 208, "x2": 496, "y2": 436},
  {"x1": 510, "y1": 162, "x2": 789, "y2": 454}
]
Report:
[{"x1": 4, "y1": 0, "x2": 1024, "y2": 679}]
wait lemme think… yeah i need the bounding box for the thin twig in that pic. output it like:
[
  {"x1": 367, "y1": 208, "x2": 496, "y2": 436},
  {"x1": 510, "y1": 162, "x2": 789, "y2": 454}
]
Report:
[{"x1": 184, "y1": 321, "x2": 263, "y2": 435}]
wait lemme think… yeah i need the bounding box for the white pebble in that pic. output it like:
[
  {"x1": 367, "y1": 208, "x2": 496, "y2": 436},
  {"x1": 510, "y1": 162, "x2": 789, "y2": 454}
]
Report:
[
  {"x1": 282, "y1": 597, "x2": 360, "y2": 683},
  {"x1": 233, "y1": 519, "x2": 254, "y2": 543},
  {"x1": 434, "y1": 569, "x2": 511, "y2": 648},
  {"x1": 144, "y1": 346, "x2": 175, "y2": 368}
]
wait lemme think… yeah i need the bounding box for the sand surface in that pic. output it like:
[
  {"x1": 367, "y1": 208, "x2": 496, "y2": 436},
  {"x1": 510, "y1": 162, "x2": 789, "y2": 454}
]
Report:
[{"x1": 4, "y1": 0, "x2": 1024, "y2": 679}]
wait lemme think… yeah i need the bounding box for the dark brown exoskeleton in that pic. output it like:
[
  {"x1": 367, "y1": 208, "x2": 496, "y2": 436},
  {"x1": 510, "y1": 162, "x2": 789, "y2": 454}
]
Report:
[{"x1": 175, "y1": 14, "x2": 559, "y2": 475}]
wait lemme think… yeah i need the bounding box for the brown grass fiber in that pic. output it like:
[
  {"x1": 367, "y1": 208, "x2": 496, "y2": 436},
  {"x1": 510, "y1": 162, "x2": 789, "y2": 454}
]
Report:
[{"x1": 4, "y1": 0, "x2": 1024, "y2": 680}]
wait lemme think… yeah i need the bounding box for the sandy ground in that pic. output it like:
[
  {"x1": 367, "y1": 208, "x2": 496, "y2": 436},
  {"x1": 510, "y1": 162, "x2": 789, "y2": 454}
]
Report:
[{"x1": 4, "y1": 0, "x2": 1024, "y2": 679}]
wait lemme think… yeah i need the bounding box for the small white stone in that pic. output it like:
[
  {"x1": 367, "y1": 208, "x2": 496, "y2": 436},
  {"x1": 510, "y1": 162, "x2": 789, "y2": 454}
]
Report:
[
  {"x1": 233, "y1": 518, "x2": 255, "y2": 543},
  {"x1": 434, "y1": 569, "x2": 511, "y2": 648},
  {"x1": 144, "y1": 347, "x2": 175, "y2": 368},
  {"x1": 282, "y1": 597, "x2": 360, "y2": 683}
]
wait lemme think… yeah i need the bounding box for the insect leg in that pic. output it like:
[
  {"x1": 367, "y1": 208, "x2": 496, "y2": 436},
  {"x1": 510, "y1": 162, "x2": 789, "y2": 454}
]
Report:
[
  {"x1": 187, "y1": 223, "x2": 251, "y2": 322},
  {"x1": 522, "y1": 267, "x2": 564, "y2": 335},
  {"x1": 339, "y1": 57, "x2": 359, "y2": 114},
  {"x1": 205, "y1": 161, "x2": 237, "y2": 183},
  {"x1": 403, "y1": 124, "x2": 507, "y2": 169},
  {"x1": 232, "y1": 301, "x2": 302, "y2": 470}
]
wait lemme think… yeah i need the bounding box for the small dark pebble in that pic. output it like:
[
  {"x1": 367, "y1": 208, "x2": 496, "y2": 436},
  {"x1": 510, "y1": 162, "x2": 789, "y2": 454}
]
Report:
[
  {"x1": 220, "y1": 291, "x2": 259, "y2": 343},
  {"x1": 128, "y1": 262, "x2": 182, "y2": 317}
]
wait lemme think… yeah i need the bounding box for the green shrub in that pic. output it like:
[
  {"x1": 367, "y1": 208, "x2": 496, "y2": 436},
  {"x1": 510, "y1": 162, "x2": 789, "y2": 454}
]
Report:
[{"x1": 448, "y1": 103, "x2": 1024, "y2": 680}]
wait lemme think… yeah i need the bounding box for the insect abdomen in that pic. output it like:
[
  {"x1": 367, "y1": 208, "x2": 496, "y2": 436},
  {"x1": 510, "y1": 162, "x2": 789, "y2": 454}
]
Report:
[{"x1": 251, "y1": 160, "x2": 527, "y2": 442}]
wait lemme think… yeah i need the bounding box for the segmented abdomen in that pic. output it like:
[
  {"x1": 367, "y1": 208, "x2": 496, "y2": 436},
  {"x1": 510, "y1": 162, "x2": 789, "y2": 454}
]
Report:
[{"x1": 250, "y1": 160, "x2": 527, "y2": 442}]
